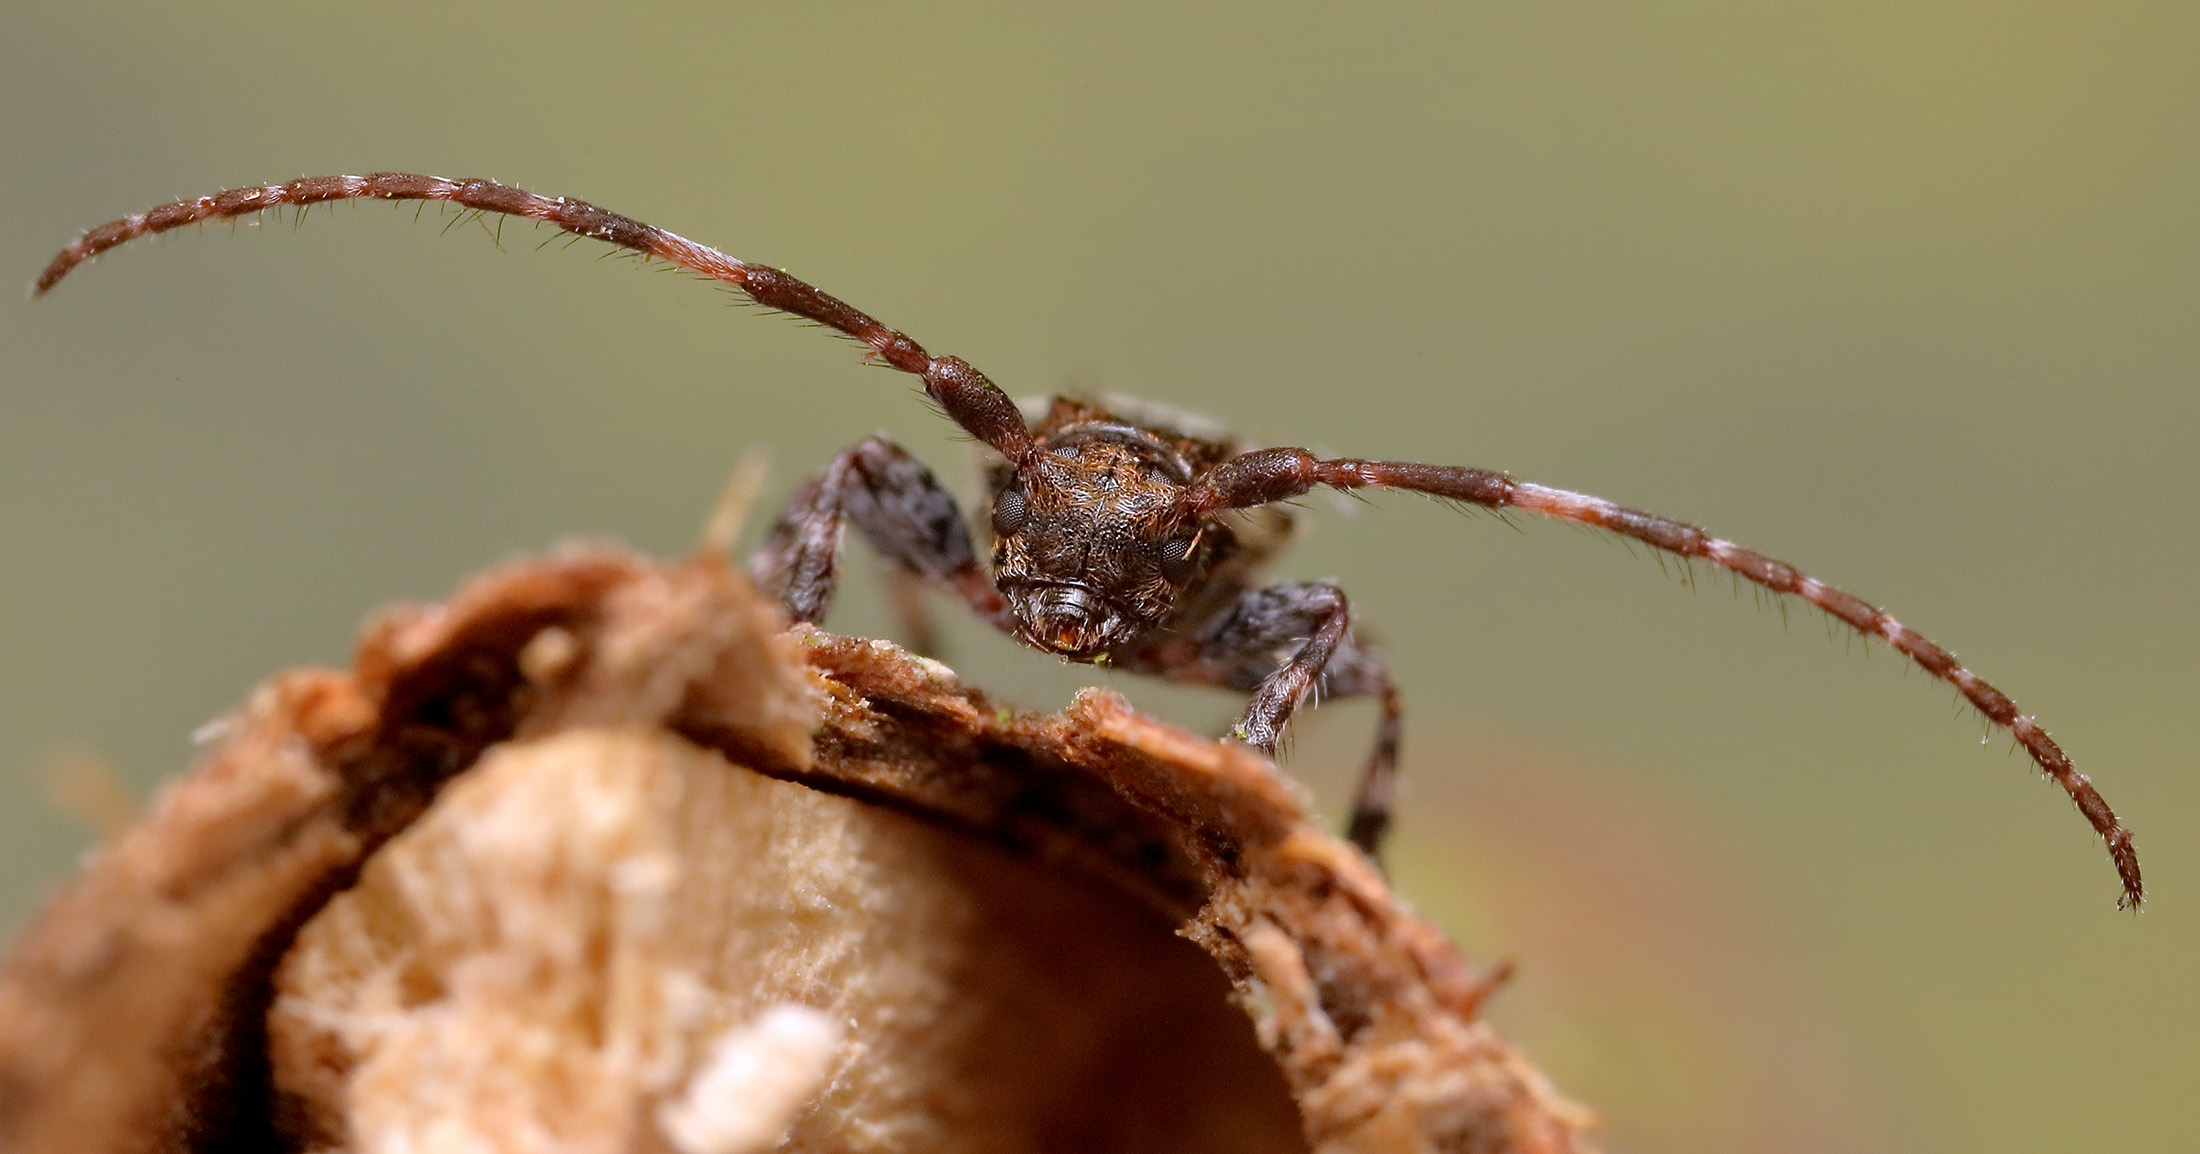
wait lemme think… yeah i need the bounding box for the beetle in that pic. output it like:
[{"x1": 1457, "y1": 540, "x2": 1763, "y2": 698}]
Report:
[{"x1": 36, "y1": 173, "x2": 2143, "y2": 905}]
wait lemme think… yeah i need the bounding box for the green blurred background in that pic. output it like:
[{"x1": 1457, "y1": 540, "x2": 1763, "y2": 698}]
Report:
[{"x1": 3, "y1": 3, "x2": 2193, "y2": 1150}]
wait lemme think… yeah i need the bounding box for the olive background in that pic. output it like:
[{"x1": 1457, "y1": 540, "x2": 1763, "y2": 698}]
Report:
[{"x1": 3, "y1": 4, "x2": 2194, "y2": 1151}]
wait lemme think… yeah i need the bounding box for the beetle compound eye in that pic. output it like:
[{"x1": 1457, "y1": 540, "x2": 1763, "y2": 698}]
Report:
[
  {"x1": 1159, "y1": 531, "x2": 1200, "y2": 583},
  {"x1": 991, "y1": 487, "x2": 1028, "y2": 537}
]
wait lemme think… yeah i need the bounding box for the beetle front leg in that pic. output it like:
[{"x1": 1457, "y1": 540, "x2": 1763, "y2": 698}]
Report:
[
  {"x1": 749, "y1": 436, "x2": 1012, "y2": 634},
  {"x1": 1132, "y1": 582, "x2": 1403, "y2": 859}
]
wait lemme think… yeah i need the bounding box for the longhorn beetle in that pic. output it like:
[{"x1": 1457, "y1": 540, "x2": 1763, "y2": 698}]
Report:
[{"x1": 35, "y1": 173, "x2": 2143, "y2": 907}]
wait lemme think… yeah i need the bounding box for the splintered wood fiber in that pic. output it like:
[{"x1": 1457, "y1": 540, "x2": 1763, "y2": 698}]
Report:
[{"x1": 268, "y1": 727, "x2": 1302, "y2": 1154}]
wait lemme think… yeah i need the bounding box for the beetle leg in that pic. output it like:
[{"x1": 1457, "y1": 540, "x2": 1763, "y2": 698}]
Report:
[
  {"x1": 750, "y1": 436, "x2": 1011, "y2": 636},
  {"x1": 1127, "y1": 581, "x2": 1402, "y2": 860}
]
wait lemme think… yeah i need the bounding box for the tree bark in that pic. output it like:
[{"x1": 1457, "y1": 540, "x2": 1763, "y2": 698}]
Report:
[{"x1": 0, "y1": 547, "x2": 1593, "y2": 1154}]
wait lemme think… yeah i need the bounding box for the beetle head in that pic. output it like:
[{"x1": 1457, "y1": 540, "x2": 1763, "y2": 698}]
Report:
[{"x1": 989, "y1": 444, "x2": 1214, "y2": 659}]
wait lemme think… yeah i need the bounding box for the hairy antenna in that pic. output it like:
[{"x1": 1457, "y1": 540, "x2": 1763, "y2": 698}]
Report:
[
  {"x1": 1186, "y1": 449, "x2": 2142, "y2": 908},
  {"x1": 34, "y1": 173, "x2": 1034, "y2": 461}
]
